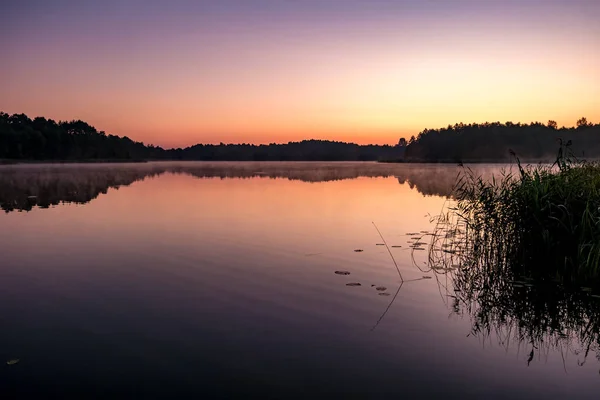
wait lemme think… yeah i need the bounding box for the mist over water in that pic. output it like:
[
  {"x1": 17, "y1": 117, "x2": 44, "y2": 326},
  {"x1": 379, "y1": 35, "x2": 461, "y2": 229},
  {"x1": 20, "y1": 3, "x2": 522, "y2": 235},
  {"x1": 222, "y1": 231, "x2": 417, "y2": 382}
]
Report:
[{"x1": 0, "y1": 162, "x2": 597, "y2": 399}]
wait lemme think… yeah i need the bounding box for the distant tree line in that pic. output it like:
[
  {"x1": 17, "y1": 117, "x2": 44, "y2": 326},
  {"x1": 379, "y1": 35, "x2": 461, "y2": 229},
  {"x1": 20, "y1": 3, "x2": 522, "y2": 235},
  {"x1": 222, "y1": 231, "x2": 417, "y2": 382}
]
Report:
[
  {"x1": 5, "y1": 112, "x2": 598, "y2": 163},
  {"x1": 403, "y1": 118, "x2": 600, "y2": 162},
  {"x1": 0, "y1": 112, "x2": 404, "y2": 162},
  {"x1": 168, "y1": 141, "x2": 403, "y2": 161},
  {"x1": 0, "y1": 112, "x2": 165, "y2": 161}
]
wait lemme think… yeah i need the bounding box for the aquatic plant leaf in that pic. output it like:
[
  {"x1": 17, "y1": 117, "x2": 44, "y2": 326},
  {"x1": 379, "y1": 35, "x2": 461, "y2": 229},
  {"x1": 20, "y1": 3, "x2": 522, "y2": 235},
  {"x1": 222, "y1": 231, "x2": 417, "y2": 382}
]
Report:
[
  {"x1": 335, "y1": 271, "x2": 350, "y2": 275},
  {"x1": 346, "y1": 282, "x2": 361, "y2": 287}
]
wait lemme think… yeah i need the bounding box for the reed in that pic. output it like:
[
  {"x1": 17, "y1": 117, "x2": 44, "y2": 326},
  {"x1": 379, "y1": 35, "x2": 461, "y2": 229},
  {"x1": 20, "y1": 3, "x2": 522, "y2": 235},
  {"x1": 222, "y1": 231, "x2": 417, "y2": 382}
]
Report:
[
  {"x1": 423, "y1": 144, "x2": 600, "y2": 366},
  {"x1": 430, "y1": 141, "x2": 600, "y2": 286}
]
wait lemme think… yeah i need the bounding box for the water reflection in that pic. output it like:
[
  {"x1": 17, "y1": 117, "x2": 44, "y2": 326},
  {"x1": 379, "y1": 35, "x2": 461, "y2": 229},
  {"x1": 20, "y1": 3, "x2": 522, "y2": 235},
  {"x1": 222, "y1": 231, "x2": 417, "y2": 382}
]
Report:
[
  {"x1": 428, "y1": 245, "x2": 600, "y2": 371},
  {"x1": 1, "y1": 162, "x2": 598, "y2": 397},
  {"x1": 0, "y1": 162, "x2": 504, "y2": 213}
]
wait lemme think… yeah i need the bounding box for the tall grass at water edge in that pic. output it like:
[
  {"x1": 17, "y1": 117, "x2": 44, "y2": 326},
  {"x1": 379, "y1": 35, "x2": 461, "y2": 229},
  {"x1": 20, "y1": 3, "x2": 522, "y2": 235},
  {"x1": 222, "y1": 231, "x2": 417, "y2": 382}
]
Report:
[
  {"x1": 430, "y1": 141, "x2": 600, "y2": 285},
  {"x1": 421, "y1": 143, "x2": 600, "y2": 367}
]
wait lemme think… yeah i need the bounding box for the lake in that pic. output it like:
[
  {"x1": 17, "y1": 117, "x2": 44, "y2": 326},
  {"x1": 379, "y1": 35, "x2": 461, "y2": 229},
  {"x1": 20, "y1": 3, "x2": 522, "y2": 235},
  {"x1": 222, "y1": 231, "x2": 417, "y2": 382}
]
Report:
[{"x1": 0, "y1": 162, "x2": 598, "y2": 399}]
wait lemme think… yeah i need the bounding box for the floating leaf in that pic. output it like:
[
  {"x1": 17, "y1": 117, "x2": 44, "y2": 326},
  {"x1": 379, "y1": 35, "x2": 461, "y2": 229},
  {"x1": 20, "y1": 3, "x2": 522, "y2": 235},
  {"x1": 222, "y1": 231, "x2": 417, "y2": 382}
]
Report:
[
  {"x1": 375, "y1": 286, "x2": 387, "y2": 291},
  {"x1": 354, "y1": 249, "x2": 364, "y2": 252},
  {"x1": 378, "y1": 292, "x2": 391, "y2": 296},
  {"x1": 422, "y1": 276, "x2": 432, "y2": 279},
  {"x1": 335, "y1": 271, "x2": 350, "y2": 275},
  {"x1": 346, "y1": 282, "x2": 361, "y2": 287},
  {"x1": 391, "y1": 245, "x2": 402, "y2": 248},
  {"x1": 375, "y1": 243, "x2": 385, "y2": 246}
]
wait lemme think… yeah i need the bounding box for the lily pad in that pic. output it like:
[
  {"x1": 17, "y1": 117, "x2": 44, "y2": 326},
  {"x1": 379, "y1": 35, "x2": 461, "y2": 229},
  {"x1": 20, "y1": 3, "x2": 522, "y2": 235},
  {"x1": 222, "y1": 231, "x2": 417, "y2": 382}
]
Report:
[
  {"x1": 346, "y1": 282, "x2": 362, "y2": 287},
  {"x1": 378, "y1": 292, "x2": 391, "y2": 296},
  {"x1": 335, "y1": 271, "x2": 351, "y2": 275},
  {"x1": 354, "y1": 249, "x2": 364, "y2": 252},
  {"x1": 391, "y1": 245, "x2": 402, "y2": 248},
  {"x1": 375, "y1": 286, "x2": 387, "y2": 291},
  {"x1": 375, "y1": 243, "x2": 385, "y2": 246},
  {"x1": 422, "y1": 276, "x2": 432, "y2": 279}
]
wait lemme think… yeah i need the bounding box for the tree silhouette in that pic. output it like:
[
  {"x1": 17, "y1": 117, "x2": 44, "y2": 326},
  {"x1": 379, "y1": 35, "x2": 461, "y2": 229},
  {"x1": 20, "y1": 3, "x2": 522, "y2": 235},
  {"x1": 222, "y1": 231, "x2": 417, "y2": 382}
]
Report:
[
  {"x1": 0, "y1": 111, "x2": 405, "y2": 162},
  {"x1": 404, "y1": 119, "x2": 600, "y2": 162},
  {"x1": 577, "y1": 117, "x2": 590, "y2": 128}
]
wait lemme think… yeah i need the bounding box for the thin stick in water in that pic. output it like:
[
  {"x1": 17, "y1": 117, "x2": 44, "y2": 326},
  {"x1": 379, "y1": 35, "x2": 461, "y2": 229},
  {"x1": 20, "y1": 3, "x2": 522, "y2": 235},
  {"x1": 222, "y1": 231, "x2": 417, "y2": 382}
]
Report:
[
  {"x1": 370, "y1": 283, "x2": 403, "y2": 331},
  {"x1": 372, "y1": 221, "x2": 403, "y2": 281}
]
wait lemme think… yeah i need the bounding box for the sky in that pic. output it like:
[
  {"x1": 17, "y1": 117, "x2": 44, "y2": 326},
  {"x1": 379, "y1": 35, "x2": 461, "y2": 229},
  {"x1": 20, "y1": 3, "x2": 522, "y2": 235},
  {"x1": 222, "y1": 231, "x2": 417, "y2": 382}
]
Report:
[{"x1": 1, "y1": 0, "x2": 599, "y2": 148}]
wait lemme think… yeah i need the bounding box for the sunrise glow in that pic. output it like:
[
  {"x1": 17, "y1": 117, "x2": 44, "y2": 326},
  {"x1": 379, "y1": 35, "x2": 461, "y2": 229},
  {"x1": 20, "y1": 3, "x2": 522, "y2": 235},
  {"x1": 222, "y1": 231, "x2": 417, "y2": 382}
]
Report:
[{"x1": 1, "y1": 0, "x2": 599, "y2": 148}]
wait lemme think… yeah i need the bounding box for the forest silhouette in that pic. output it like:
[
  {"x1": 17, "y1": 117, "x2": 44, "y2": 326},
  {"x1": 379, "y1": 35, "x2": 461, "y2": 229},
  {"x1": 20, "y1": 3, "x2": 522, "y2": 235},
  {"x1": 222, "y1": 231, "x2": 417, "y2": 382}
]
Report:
[
  {"x1": 0, "y1": 112, "x2": 402, "y2": 162},
  {"x1": 2, "y1": 112, "x2": 599, "y2": 162},
  {"x1": 404, "y1": 118, "x2": 600, "y2": 162}
]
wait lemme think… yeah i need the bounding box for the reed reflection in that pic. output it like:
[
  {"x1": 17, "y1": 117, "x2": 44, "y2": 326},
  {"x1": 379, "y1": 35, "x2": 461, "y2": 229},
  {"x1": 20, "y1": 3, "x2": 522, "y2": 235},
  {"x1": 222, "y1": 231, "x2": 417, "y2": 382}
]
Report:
[{"x1": 426, "y1": 234, "x2": 600, "y2": 371}]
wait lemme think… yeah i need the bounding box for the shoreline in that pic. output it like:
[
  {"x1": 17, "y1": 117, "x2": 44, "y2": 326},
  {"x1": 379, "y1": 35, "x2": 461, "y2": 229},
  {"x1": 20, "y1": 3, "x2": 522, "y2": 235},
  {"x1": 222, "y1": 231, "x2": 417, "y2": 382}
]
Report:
[{"x1": 0, "y1": 158, "x2": 555, "y2": 165}]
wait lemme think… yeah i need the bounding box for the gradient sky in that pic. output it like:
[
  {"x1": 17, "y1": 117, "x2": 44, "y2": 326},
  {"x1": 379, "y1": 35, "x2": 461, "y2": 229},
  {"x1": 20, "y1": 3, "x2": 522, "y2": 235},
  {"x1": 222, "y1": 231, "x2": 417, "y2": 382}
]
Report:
[{"x1": 1, "y1": 0, "x2": 599, "y2": 148}]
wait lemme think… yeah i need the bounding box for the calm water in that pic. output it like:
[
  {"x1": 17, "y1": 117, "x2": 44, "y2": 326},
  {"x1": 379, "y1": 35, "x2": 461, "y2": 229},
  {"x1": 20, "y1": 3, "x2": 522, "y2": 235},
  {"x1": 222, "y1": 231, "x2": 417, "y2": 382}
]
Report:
[{"x1": 0, "y1": 162, "x2": 598, "y2": 398}]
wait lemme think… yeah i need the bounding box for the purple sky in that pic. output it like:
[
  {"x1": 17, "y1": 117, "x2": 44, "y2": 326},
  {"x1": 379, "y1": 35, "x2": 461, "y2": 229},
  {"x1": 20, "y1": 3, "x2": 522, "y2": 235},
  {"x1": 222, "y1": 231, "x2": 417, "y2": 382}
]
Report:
[{"x1": 2, "y1": 0, "x2": 599, "y2": 147}]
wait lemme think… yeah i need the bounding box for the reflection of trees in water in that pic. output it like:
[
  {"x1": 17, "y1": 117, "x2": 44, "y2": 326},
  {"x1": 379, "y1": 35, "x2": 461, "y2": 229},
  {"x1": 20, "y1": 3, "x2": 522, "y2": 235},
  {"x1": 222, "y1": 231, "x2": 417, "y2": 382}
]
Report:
[
  {"x1": 0, "y1": 162, "x2": 508, "y2": 213},
  {"x1": 397, "y1": 165, "x2": 513, "y2": 197},
  {"x1": 0, "y1": 165, "x2": 166, "y2": 212}
]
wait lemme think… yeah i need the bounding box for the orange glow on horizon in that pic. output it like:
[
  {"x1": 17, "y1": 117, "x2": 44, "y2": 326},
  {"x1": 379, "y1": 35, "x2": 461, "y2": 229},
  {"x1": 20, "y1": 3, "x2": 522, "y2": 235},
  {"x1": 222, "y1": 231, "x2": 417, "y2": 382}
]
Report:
[{"x1": 1, "y1": 1, "x2": 599, "y2": 148}]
